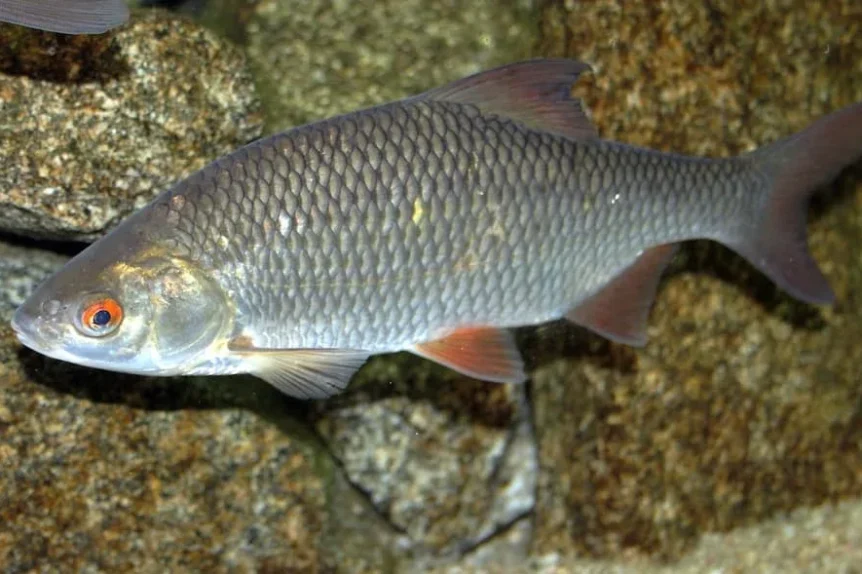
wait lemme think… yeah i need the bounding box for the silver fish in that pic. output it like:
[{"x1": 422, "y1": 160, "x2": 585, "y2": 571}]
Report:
[
  {"x1": 0, "y1": 0, "x2": 128, "y2": 35},
  {"x1": 11, "y1": 59, "x2": 862, "y2": 398}
]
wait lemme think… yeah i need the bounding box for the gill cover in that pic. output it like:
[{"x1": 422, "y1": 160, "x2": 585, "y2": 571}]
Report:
[{"x1": 144, "y1": 258, "x2": 232, "y2": 367}]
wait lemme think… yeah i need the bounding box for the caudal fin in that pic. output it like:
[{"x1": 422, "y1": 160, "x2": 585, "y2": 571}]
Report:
[{"x1": 726, "y1": 102, "x2": 862, "y2": 305}]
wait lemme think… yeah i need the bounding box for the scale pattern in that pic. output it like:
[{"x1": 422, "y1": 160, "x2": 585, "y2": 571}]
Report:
[{"x1": 145, "y1": 99, "x2": 756, "y2": 351}]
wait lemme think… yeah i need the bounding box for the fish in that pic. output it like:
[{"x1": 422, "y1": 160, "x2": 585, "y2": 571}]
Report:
[
  {"x1": 11, "y1": 59, "x2": 862, "y2": 399},
  {"x1": 0, "y1": 0, "x2": 128, "y2": 35}
]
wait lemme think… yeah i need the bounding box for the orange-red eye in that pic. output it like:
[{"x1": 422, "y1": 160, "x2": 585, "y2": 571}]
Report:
[{"x1": 80, "y1": 298, "x2": 123, "y2": 336}]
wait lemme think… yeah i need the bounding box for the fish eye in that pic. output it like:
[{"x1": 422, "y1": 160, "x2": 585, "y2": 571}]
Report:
[{"x1": 77, "y1": 297, "x2": 124, "y2": 337}]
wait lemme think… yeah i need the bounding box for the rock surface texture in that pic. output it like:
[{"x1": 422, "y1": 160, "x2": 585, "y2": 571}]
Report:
[{"x1": 0, "y1": 11, "x2": 262, "y2": 241}]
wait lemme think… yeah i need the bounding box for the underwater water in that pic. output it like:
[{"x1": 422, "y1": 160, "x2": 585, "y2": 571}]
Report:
[{"x1": 0, "y1": 0, "x2": 860, "y2": 572}]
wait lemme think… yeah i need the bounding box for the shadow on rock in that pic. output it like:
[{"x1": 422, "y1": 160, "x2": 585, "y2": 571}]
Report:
[
  {"x1": 0, "y1": 24, "x2": 131, "y2": 83},
  {"x1": 15, "y1": 345, "x2": 303, "y2": 418},
  {"x1": 314, "y1": 352, "x2": 522, "y2": 431}
]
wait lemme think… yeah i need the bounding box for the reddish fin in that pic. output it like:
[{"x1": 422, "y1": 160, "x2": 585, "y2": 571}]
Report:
[
  {"x1": 421, "y1": 59, "x2": 598, "y2": 141},
  {"x1": 411, "y1": 326, "x2": 526, "y2": 383},
  {"x1": 728, "y1": 102, "x2": 862, "y2": 305},
  {"x1": 567, "y1": 244, "x2": 678, "y2": 346}
]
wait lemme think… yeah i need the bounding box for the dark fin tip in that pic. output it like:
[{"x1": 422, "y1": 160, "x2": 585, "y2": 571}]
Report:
[{"x1": 421, "y1": 58, "x2": 599, "y2": 141}]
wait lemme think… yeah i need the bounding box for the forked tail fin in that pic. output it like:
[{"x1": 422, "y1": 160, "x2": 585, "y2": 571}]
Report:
[{"x1": 725, "y1": 102, "x2": 862, "y2": 304}]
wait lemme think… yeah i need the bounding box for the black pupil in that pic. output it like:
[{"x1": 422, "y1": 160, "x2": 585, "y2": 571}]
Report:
[{"x1": 92, "y1": 309, "x2": 111, "y2": 327}]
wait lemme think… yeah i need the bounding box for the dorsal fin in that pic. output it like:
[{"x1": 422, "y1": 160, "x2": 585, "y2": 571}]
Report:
[{"x1": 421, "y1": 58, "x2": 598, "y2": 141}]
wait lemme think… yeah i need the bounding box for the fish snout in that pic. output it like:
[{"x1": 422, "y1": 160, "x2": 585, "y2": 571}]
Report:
[{"x1": 11, "y1": 298, "x2": 63, "y2": 352}]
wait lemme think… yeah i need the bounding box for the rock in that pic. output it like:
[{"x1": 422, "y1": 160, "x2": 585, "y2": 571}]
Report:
[
  {"x1": 244, "y1": 0, "x2": 538, "y2": 133},
  {"x1": 0, "y1": 241, "x2": 68, "y2": 325},
  {"x1": 531, "y1": 0, "x2": 862, "y2": 561},
  {"x1": 430, "y1": 517, "x2": 534, "y2": 573},
  {"x1": 0, "y1": 240, "x2": 399, "y2": 572},
  {"x1": 0, "y1": 10, "x2": 262, "y2": 241},
  {"x1": 526, "y1": 499, "x2": 862, "y2": 574},
  {"x1": 312, "y1": 357, "x2": 536, "y2": 555}
]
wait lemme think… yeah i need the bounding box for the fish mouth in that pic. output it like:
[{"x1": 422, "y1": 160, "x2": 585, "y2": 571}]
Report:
[
  {"x1": 9, "y1": 313, "x2": 39, "y2": 351},
  {"x1": 10, "y1": 312, "x2": 91, "y2": 367},
  {"x1": 10, "y1": 317, "x2": 66, "y2": 361}
]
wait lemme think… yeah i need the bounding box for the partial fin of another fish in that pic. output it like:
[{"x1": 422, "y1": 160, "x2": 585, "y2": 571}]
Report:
[
  {"x1": 0, "y1": 0, "x2": 129, "y2": 35},
  {"x1": 422, "y1": 59, "x2": 599, "y2": 141},
  {"x1": 725, "y1": 102, "x2": 862, "y2": 305},
  {"x1": 228, "y1": 339, "x2": 371, "y2": 399},
  {"x1": 411, "y1": 326, "x2": 526, "y2": 383},
  {"x1": 567, "y1": 244, "x2": 679, "y2": 346}
]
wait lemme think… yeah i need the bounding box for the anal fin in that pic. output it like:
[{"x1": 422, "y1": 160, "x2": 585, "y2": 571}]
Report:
[
  {"x1": 411, "y1": 326, "x2": 526, "y2": 383},
  {"x1": 567, "y1": 244, "x2": 678, "y2": 346},
  {"x1": 229, "y1": 337, "x2": 370, "y2": 399}
]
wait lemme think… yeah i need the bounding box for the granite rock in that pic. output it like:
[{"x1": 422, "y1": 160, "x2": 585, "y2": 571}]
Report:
[
  {"x1": 531, "y1": 0, "x2": 862, "y2": 561},
  {"x1": 313, "y1": 357, "x2": 536, "y2": 556},
  {"x1": 0, "y1": 10, "x2": 262, "y2": 241},
  {"x1": 245, "y1": 0, "x2": 538, "y2": 133}
]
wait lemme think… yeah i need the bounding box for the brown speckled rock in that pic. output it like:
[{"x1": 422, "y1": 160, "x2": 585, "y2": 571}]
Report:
[
  {"x1": 0, "y1": 10, "x2": 262, "y2": 241},
  {"x1": 518, "y1": 500, "x2": 862, "y2": 574},
  {"x1": 245, "y1": 0, "x2": 539, "y2": 134},
  {"x1": 531, "y1": 0, "x2": 862, "y2": 561}
]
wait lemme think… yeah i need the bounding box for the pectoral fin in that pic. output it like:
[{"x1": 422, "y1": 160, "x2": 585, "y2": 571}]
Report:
[
  {"x1": 229, "y1": 338, "x2": 370, "y2": 399},
  {"x1": 411, "y1": 326, "x2": 526, "y2": 383}
]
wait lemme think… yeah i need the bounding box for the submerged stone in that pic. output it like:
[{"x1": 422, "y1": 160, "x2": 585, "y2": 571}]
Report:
[
  {"x1": 0, "y1": 11, "x2": 262, "y2": 241},
  {"x1": 313, "y1": 358, "x2": 536, "y2": 555}
]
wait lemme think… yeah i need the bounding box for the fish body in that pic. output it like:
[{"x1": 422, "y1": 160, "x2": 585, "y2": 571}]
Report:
[
  {"x1": 12, "y1": 59, "x2": 862, "y2": 398},
  {"x1": 0, "y1": 0, "x2": 128, "y2": 35}
]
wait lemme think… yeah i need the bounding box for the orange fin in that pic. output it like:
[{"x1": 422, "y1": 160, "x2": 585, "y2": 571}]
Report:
[
  {"x1": 229, "y1": 337, "x2": 370, "y2": 399},
  {"x1": 421, "y1": 59, "x2": 598, "y2": 141},
  {"x1": 567, "y1": 244, "x2": 678, "y2": 346},
  {"x1": 411, "y1": 326, "x2": 526, "y2": 383}
]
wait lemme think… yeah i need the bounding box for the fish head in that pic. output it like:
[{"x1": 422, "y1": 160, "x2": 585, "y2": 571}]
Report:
[{"x1": 12, "y1": 238, "x2": 233, "y2": 377}]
